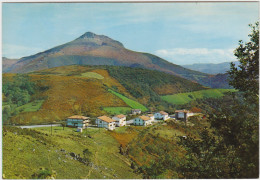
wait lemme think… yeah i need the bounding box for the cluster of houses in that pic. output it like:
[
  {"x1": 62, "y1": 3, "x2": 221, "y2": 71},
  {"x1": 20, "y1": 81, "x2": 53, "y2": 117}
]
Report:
[{"x1": 66, "y1": 109, "x2": 196, "y2": 131}]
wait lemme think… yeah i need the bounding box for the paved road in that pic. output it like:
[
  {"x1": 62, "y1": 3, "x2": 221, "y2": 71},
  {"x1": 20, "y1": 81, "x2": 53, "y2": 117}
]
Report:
[{"x1": 19, "y1": 124, "x2": 61, "y2": 129}]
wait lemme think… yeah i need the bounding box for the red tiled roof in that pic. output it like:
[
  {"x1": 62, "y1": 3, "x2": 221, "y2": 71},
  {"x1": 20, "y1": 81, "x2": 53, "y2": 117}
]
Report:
[
  {"x1": 115, "y1": 114, "x2": 126, "y2": 118},
  {"x1": 139, "y1": 115, "x2": 151, "y2": 121},
  {"x1": 175, "y1": 110, "x2": 192, "y2": 113},
  {"x1": 98, "y1": 116, "x2": 115, "y2": 123},
  {"x1": 159, "y1": 111, "x2": 168, "y2": 115},
  {"x1": 147, "y1": 114, "x2": 154, "y2": 117},
  {"x1": 68, "y1": 115, "x2": 89, "y2": 120}
]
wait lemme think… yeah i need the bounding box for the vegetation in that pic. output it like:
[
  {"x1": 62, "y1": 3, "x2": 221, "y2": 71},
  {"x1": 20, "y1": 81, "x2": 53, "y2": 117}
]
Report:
[
  {"x1": 176, "y1": 22, "x2": 259, "y2": 178},
  {"x1": 80, "y1": 72, "x2": 104, "y2": 79},
  {"x1": 2, "y1": 126, "x2": 140, "y2": 179},
  {"x1": 15, "y1": 100, "x2": 45, "y2": 113},
  {"x1": 161, "y1": 89, "x2": 237, "y2": 105},
  {"x1": 103, "y1": 107, "x2": 132, "y2": 115},
  {"x1": 106, "y1": 66, "x2": 205, "y2": 105},
  {"x1": 2, "y1": 74, "x2": 36, "y2": 124},
  {"x1": 108, "y1": 89, "x2": 148, "y2": 112}
]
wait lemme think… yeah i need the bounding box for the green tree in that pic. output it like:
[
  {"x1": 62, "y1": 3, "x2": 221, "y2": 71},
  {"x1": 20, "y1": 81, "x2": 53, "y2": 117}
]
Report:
[
  {"x1": 229, "y1": 22, "x2": 259, "y2": 100},
  {"x1": 178, "y1": 22, "x2": 259, "y2": 178}
]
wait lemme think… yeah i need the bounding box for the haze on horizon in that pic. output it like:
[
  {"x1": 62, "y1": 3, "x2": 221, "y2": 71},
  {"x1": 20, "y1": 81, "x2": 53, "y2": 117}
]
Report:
[{"x1": 2, "y1": 2, "x2": 259, "y2": 65}]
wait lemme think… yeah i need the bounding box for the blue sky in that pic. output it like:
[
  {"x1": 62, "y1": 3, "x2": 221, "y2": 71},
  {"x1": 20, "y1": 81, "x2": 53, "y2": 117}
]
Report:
[{"x1": 2, "y1": 2, "x2": 259, "y2": 65}]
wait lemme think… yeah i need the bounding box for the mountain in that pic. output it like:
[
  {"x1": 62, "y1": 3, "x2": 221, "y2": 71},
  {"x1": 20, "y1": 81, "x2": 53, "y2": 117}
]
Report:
[
  {"x1": 2, "y1": 57, "x2": 19, "y2": 72},
  {"x1": 3, "y1": 65, "x2": 206, "y2": 125},
  {"x1": 183, "y1": 61, "x2": 239, "y2": 74},
  {"x1": 6, "y1": 32, "x2": 210, "y2": 82}
]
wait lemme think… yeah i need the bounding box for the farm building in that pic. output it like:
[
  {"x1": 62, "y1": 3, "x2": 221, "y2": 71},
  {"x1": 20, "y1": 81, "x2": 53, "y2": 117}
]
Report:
[
  {"x1": 134, "y1": 115, "x2": 152, "y2": 126},
  {"x1": 112, "y1": 114, "x2": 126, "y2": 127},
  {"x1": 131, "y1": 109, "x2": 141, "y2": 115},
  {"x1": 96, "y1": 116, "x2": 116, "y2": 130},
  {"x1": 175, "y1": 110, "x2": 194, "y2": 121},
  {"x1": 147, "y1": 114, "x2": 155, "y2": 122},
  {"x1": 154, "y1": 111, "x2": 170, "y2": 120},
  {"x1": 66, "y1": 115, "x2": 90, "y2": 129}
]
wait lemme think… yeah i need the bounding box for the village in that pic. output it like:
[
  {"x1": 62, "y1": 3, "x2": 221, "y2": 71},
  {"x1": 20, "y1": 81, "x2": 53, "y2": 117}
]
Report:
[{"x1": 66, "y1": 109, "x2": 197, "y2": 132}]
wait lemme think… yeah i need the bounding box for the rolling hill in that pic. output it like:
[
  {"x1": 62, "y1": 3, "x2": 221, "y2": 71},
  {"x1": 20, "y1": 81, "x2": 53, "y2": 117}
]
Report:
[
  {"x1": 2, "y1": 65, "x2": 206, "y2": 125},
  {"x1": 183, "y1": 61, "x2": 239, "y2": 74},
  {"x1": 2, "y1": 57, "x2": 19, "y2": 72},
  {"x1": 4, "y1": 32, "x2": 228, "y2": 88}
]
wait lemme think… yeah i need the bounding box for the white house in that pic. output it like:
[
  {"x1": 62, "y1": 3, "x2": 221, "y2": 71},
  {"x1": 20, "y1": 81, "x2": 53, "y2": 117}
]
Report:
[
  {"x1": 175, "y1": 110, "x2": 194, "y2": 121},
  {"x1": 154, "y1": 111, "x2": 170, "y2": 120},
  {"x1": 96, "y1": 116, "x2": 116, "y2": 130},
  {"x1": 66, "y1": 115, "x2": 90, "y2": 129},
  {"x1": 147, "y1": 114, "x2": 155, "y2": 122},
  {"x1": 112, "y1": 114, "x2": 126, "y2": 127},
  {"x1": 131, "y1": 109, "x2": 141, "y2": 115},
  {"x1": 134, "y1": 115, "x2": 152, "y2": 126}
]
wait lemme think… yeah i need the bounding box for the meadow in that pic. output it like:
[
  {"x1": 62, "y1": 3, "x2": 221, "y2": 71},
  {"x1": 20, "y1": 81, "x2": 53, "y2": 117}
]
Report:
[
  {"x1": 108, "y1": 89, "x2": 148, "y2": 112},
  {"x1": 103, "y1": 107, "x2": 132, "y2": 115},
  {"x1": 15, "y1": 100, "x2": 45, "y2": 113},
  {"x1": 161, "y1": 89, "x2": 237, "y2": 105}
]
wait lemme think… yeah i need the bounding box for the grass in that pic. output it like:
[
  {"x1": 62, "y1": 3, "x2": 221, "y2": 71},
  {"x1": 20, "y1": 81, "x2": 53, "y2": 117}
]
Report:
[
  {"x1": 103, "y1": 107, "x2": 132, "y2": 115},
  {"x1": 15, "y1": 100, "x2": 45, "y2": 113},
  {"x1": 80, "y1": 72, "x2": 104, "y2": 79},
  {"x1": 3, "y1": 126, "x2": 141, "y2": 179},
  {"x1": 108, "y1": 89, "x2": 148, "y2": 112},
  {"x1": 161, "y1": 89, "x2": 237, "y2": 105}
]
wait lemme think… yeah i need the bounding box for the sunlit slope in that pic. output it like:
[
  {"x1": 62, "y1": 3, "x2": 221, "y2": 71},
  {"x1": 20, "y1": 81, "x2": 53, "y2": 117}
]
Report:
[
  {"x1": 161, "y1": 89, "x2": 237, "y2": 105},
  {"x1": 3, "y1": 126, "x2": 140, "y2": 179},
  {"x1": 3, "y1": 65, "x2": 207, "y2": 124}
]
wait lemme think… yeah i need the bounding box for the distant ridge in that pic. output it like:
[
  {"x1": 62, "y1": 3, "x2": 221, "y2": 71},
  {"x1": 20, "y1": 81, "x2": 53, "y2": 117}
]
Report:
[{"x1": 183, "y1": 61, "x2": 239, "y2": 74}]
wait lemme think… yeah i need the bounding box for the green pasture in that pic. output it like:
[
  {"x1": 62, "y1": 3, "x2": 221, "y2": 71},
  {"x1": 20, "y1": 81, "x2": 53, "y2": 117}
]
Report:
[
  {"x1": 80, "y1": 72, "x2": 104, "y2": 79},
  {"x1": 15, "y1": 100, "x2": 45, "y2": 113},
  {"x1": 108, "y1": 89, "x2": 148, "y2": 112},
  {"x1": 103, "y1": 107, "x2": 132, "y2": 115},
  {"x1": 161, "y1": 89, "x2": 237, "y2": 105}
]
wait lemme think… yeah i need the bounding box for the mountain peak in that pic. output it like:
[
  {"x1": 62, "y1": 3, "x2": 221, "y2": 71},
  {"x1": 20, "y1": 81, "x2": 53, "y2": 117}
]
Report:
[
  {"x1": 74, "y1": 31, "x2": 124, "y2": 48},
  {"x1": 78, "y1": 32, "x2": 97, "y2": 39}
]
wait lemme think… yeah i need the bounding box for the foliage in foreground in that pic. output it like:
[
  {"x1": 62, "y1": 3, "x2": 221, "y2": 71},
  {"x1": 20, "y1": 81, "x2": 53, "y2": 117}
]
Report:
[{"x1": 178, "y1": 22, "x2": 259, "y2": 178}]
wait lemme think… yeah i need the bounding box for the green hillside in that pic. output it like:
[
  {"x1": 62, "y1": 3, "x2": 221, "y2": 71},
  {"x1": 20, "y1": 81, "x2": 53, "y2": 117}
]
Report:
[
  {"x1": 161, "y1": 89, "x2": 237, "y2": 105},
  {"x1": 106, "y1": 66, "x2": 206, "y2": 107},
  {"x1": 3, "y1": 126, "x2": 140, "y2": 179},
  {"x1": 108, "y1": 89, "x2": 148, "y2": 112},
  {"x1": 3, "y1": 65, "x2": 207, "y2": 125},
  {"x1": 103, "y1": 107, "x2": 132, "y2": 115}
]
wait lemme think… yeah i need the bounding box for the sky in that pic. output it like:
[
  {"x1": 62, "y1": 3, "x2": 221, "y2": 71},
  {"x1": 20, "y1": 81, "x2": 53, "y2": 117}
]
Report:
[{"x1": 2, "y1": 2, "x2": 259, "y2": 65}]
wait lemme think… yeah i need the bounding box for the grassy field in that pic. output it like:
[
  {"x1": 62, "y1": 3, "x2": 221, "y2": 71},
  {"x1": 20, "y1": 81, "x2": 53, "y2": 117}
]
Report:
[
  {"x1": 80, "y1": 72, "x2": 104, "y2": 79},
  {"x1": 15, "y1": 100, "x2": 45, "y2": 113},
  {"x1": 3, "y1": 126, "x2": 140, "y2": 179},
  {"x1": 103, "y1": 107, "x2": 132, "y2": 115},
  {"x1": 161, "y1": 89, "x2": 237, "y2": 105},
  {"x1": 108, "y1": 89, "x2": 148, "y2": 112}
]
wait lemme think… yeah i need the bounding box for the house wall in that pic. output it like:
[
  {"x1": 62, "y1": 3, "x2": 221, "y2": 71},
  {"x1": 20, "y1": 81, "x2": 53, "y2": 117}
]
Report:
[
  {"x1": 162, "y1": 114, "x2": 169, "y2": 120},
  {"x1": 96, "y1": 119, "x2": 115, "y2": 130},
  {"x1": 112, "y1": 117, "x2": 126, "y2": 127},
  {"x1": 134, "y1": 118, "x2": 144, "y2": 126},
  {"x1": 154, "y1": 113, "x2": 162, "y2": 119},
  {"x1": 67, "y1": 119, "x2": 85, "y2": 128}
]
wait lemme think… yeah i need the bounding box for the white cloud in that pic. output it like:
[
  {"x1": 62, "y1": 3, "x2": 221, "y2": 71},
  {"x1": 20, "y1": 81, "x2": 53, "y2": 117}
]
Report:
[
  {"x1": 2, "y1": 44, "x2": 44, "y2": 59},
  {"x1": 155, "y1": 48, "x2": 236, "y2": 65}
]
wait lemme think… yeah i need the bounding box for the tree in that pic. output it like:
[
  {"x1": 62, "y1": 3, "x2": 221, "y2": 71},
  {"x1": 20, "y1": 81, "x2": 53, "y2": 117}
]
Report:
[
  {"x1": 178, "y1": 22, "x2": 259, "y2": 178},
  {"x1": 229, "y1": 22, "x2": 259, "y2": 100}
]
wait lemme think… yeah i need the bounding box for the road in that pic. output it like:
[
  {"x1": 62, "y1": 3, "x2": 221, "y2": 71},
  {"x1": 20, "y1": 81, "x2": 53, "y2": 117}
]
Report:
[{"x1": 19, "y1": 124, "x2": 61, "y2": 129}]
